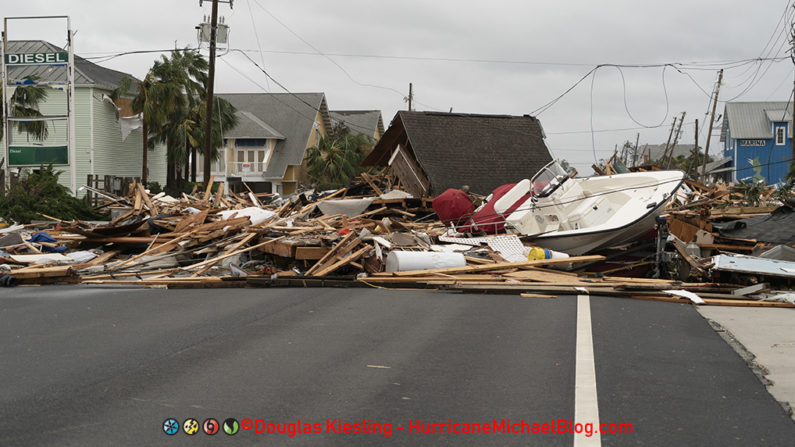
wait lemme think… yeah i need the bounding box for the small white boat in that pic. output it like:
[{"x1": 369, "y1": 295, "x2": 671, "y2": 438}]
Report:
[{"x1": 488, "y1": 161, "x2": 685, "y2": 255}]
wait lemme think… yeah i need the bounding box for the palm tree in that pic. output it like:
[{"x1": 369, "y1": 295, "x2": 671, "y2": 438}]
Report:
[
  {"x1": 110, "y1": 75, "x2": 162, "y2": 184},
  {"x1": 0, "y1": 77, "x2": 49, "y2": 142},
  {"x1": 186, "y1": 96, "x2": 237, "y2": 184},
  {"x1": 148, "y1": 49, "x2": 209, "y2": 190},
  {"x1": 304, "y1": 123, "x2": 372, "y2": 189}
]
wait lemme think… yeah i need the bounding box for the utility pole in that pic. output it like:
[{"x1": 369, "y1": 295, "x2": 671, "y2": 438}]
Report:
[
  {"x1": 690, "y1": 119, "x2": 699, "y2": 177},
  {"x1": 701, "y1": 69, "x2": 723, "y2": 183},
  {"x1": 201, "y1": 0, "x2": 219, "y2": 187},
  {"x1": 790, "y1": 13, "x2": 795, "y2": 174},
  {"x1": 661, "y1": 117, "x2": 677, "y2": 166},
  {"x1": 407, "y1": 83, "x2": 413, "y2": 112},
  {"x1": 633, "y1": 132, "x2": 640, "y2": 168},
  {"x1": 666, "y1": 112, "x2": 686, "y2": 169}
]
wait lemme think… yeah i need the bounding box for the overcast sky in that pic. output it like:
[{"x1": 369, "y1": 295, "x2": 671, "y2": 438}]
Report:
[{"x1": 4, "y1": 0, "x2": 794, "y2": 172}]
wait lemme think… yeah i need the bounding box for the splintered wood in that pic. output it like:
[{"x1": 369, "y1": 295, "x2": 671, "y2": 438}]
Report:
[{"x1": 0, "y1": 170, "x2": 790, "y2": 309}]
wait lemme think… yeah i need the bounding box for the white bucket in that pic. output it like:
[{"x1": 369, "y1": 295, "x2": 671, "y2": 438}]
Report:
[{"x1": 385, "y1": 251, "x2": 466, "y2": 273}]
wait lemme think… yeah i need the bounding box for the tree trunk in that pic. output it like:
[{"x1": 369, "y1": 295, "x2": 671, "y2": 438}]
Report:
[
  {"x1": 190, "y1": 146, "x2": 197, "y2": 183},
  {"x1": 141, "y1": 122, "x2": 148, "y2": 184},
  {"x1": 166, "y1": 136, "x2": 175, "y2": 191},
  {"x1": 184, "y1": 140, "x2": 191, "y2": 187}
]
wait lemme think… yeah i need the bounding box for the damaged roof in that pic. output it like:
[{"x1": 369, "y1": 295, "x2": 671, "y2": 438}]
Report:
[{"x1": 363, "y1": 111, "x2": 553, "y2": 195}]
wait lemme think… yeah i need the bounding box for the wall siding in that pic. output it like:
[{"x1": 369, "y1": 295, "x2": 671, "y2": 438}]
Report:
[
  {"x1": 2, "y1": 86, "x2": 166, "y2": 194},
  {"x1": 92, "y1": 88, "x2": 167, "y2": 188}
]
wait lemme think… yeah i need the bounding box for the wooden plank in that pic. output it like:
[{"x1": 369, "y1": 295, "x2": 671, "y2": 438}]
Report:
[
  {"x1": 190, "y1": 216, "x2": 250, "y2": 233},
  {"x1": 174, "y1": 209, "x2": 208, "y2": 233},
  {"x1": 295, "y1": 246, "x2": 330, "y2": 260},
  {"x1": 203, "y1": 175, "x2": 215, "y2": 201},
  {"x1": 697, "y1": 243, "x2": 755, "y2": 251},
  {"x1": 215, "y1": 182, "x2": 225, "y2": 203},
  {"x1": 504, "y1": 269, "x2": 588, "y2": 283},
  {"x1": 74, "y1": 249, "x2": 121, "y2": 268},
  {"x1": 360, "y1": 172, "x2": 383, "y2": 195},
  {"x1": 193, "y1": 232, "x2": 258, "y2": 276},
  {"x1": 9, "y1": 266, "x2": 75, "y2": 278},
  {"x1": 668, "y1": 217, "x2": 700, "y2": 243},
  {"x1": 307, "y1": 237, "x2": 362, "y2": 276},
  {"x1": 374, "y1": 255, "x2": 605, "y2": 277},
  {"x1": 137, "y1": 182, "x2": 158, "y2": 216},
  {"x1": 182, "y1": 236, "x2": 286, "y2": 272},
  {"x1": 259, "y1": 239, "x2": 297, "y2": 258},
  {"x1": 520, "y1": 293, "x2": 557, "y2": 299},
  {"x1": 305, "y1": 232, "x2": 356, "y2": 276},
  {"x1": 700, "y1": 298, "x2": 794, "y2": 308},
  {"x1": 311, "y1": 246, "x2": 371, "y2": 277}
]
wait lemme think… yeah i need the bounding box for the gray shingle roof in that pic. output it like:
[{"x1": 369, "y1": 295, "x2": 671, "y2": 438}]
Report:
[
  {"x1": 364, "y1": 111, "x2": 553, "y2": 195},
  {"x1": 5, "y1": 40, "x2": 137, "y2": 91},
  {"x1": 329, "y1": 110, "x2": 384, "y2": 139},
  {"x1": 217, "y1": 93, "x2": 328, "y2": 180},
  {"x1": 721, "y1": 101, "x2": 793, "y2": 141},
  {"x1": 225, "y1": 111, "x2": 285, "y2": 140}
]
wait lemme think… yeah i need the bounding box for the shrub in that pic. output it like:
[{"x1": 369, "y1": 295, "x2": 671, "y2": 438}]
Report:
[{"x1": 0, "y1": 165, "x2": 106, "y2": 224}]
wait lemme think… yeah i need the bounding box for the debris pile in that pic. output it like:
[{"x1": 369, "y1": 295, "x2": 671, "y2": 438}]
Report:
[{"x1": 0, "y1": 170, "x2": 791, "y2": 308}]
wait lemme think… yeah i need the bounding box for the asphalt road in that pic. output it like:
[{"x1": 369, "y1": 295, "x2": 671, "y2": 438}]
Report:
[{"x1": 0, "y1": 285, "x2": 792, "y2": 446}]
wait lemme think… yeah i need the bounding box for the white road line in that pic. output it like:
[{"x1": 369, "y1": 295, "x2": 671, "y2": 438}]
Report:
[{"x1": 574, "y1": 294, "x2": 602, "y2": 446}]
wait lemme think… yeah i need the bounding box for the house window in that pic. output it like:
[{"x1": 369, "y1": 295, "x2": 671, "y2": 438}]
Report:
[
  {"x1": 776, "y1": 127, "x2": 785, "y2": 145},
  {"x1": 234, "y1": 147, "x2": 271, "y2": 173}
]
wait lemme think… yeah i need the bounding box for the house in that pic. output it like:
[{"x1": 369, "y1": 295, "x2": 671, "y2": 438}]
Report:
[
  {"x1": 362, "y1": 111, "x2": 553, "y2": 197},
  {"x1": 720, "y1": 101, "x2": 792, "y2": 184},
  {"x1": 329, "y1": 110, "x2": 385, "y2": 141},
  {"x1": 1, "y1": 40, "x2": 167, "y2": 194},
  {"x1": 201, "y1": 93, "x2": 330, "y2": 195}
]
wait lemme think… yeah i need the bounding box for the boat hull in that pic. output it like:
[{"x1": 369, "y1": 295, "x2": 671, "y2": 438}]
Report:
[{"x1": 518, "y1": 170, "x2": 685, "y2": 255}]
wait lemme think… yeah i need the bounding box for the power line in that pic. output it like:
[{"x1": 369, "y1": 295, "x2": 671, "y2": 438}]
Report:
[
  {"x1": 247, "y1": 0, "x2": 441, "y2": 111},
  {"x1": 220, "y1": 51, "x2": 380, "y2": 136}
]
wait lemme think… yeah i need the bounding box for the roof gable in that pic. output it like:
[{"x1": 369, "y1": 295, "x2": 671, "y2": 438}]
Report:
[
  {"x1": 329, "y1": 110, "x2": 384, "y2": 139},
  {"x1": 227, "y1": 111, "x2": 285, "y2": 140}
]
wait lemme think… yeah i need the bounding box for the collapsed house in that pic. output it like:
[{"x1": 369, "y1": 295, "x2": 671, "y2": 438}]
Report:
[{"x1": 362, "y1": 111, "x2": 553, "y2": 197}]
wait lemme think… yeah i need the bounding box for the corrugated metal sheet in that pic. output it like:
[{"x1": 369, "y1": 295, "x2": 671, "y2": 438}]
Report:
[{"x1": 723, "y1": 102, "x2": 792, "y2": 139}]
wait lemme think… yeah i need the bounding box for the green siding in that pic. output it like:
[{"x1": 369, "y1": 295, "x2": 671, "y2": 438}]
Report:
[
  {"x1": 2, "y1": 85, "x2": 166, "y2": 195},
  {"x1": 91, "y1": 88, "x2": 167, "y2": 188}
]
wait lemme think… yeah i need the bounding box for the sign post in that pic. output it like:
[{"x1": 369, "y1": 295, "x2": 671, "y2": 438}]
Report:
[{"x1": 2, "y1": 16, "x2": 75, "y2": 193}]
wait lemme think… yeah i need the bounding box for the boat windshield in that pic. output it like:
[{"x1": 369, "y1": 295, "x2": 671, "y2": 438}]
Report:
[{"x1": 530, "y1": 161, "x2": 569, "y2": 198}]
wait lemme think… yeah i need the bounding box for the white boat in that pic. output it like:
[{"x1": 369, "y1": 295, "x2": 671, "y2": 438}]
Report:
[{"x1": 488, "y1": 161, "x2": 685, "y2": 255}]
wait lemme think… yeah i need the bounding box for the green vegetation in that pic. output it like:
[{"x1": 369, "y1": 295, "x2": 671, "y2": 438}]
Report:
[
  {"x1": 114, "y1": 49, "x2": 237, "y2": 190},
  {"x1": 0, "y1": 77, "x2": 49, "y2": 142},
  {"x1": 0, "y1": 165, "x2": 105, "y2": 224},
  {"x1": 304, "y1": 123, "x2": 373, "y2": 190}
]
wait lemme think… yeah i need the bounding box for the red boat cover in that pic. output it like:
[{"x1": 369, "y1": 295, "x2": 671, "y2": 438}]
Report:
[
  {"x1": 460, "y1": 183, "x2": 533, "y2": 234},
  {"x1": 433, "y1": 189, "x2": 475, "y2": 226}
]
